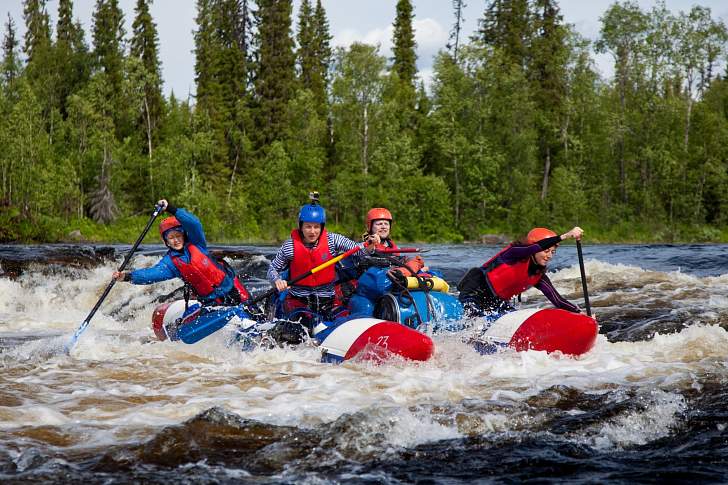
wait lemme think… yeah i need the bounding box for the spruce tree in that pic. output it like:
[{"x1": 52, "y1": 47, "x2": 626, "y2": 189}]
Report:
[
  {"x1": 479, "y1": 0, "x2": 532, "y2": 69},
  {"x1": 193, "y1": 0, "x2": 218, "y2": 115},
  {"x1": 92, "y1": 0, "x2": 125, "y2": 104},
  {"x1": 311, "y1": 0, "x2": 332, "y2": 116},
  {"x1": 215, "y1": 0, "x2": 254, "y2": 199},
  {"x1": 130, "y1": 0, "x2": 164, "y2": 156},
  {"x1": 215, "y1": 0, "x2": 249, "y2": 110},
  {"x1": 55, "y1": 0, "x2": 90, "y2": 118},
  {"x1": 255, "y1": 0, "x2": 296, "y2": 145},
  {"x1": 2, "y1": 14, "x2": 20, "y2": 89},
  {"x1": 192, "y1": 0, "x2": 231, "y2": 181},
  {"x1": 22, "y1": 0, "x2": 51, "y2": 63},
  {"x1": 530, "y1": 0, "x2": 568, "y2": 199},
  {"x1": 297, "y1": 0, "x2": 315, "y2": 86},
  {"x1": 297, "y1": 0, "x2": 331, "y2": 120},
  {"x1": 391, "y1": 0, "x2": 417, "y2": 91},
  {"x1": 23, "y1": 0, "x2": 62, "y2": 140},
  {"x1": 448, "y1": 0, "x2": 466, "y2": 62}
]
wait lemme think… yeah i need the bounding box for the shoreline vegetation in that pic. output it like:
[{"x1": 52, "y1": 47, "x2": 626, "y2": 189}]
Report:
[
  {"x1": 2, "y1": 1, "x2": 728, "y2": 246},
  {"x1": 5, "y1": 213, "x2": 726, "y2": 246}
]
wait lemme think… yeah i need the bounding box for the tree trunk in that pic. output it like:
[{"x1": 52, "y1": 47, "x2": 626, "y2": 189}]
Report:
[
  {"x1": 228, "y1": 151, "x2": 239, "y2": 203},
  {"x1": 144, "y1": 96, "x2": 154, "y2": 193},
  {"x1": 540, "y1": 145, "x2": 551, "y2": 200},
  {"x1": 362, "y1": 104, "x2": 369, "y2": 176},
  {"x1": 684, "y1": 96, "x2": 692, "y2": 152},
  {"x1": 451, "y1": 114, "x2": 460, "y2": 226}
]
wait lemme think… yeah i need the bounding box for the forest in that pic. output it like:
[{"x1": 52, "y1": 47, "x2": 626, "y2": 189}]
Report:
[{"x1": 2, "y1": 0, "x2": 728, "y2": 243}]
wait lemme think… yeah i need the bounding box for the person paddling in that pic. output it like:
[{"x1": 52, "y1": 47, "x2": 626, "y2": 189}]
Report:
[
  {"x1": 457, "y1": 226, "x2": 584, "y2": 318},
  {"x1": 267, "y1": 193, "x2": 378, "y2": 331},
  {"x1": 113, "y1": 199, "x2": 251, "y2": 307}
]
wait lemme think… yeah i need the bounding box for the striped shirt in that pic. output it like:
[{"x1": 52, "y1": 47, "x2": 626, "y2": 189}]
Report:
[{"x1": 267, "y1": 232, "x2": 364, "y2": 298}]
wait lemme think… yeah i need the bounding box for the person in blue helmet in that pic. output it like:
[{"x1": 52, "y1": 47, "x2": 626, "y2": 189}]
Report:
[
  {"x1": 267, "y1": 192, "x2": 379, "y2": 331},
  {"x1": 113, "y1": 199, "x2": 251, "y2": 307}
]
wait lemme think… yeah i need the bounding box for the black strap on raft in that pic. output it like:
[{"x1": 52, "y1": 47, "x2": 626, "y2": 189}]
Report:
[
  {"x1": 386, "y1": 269, "x2": 428, "y2": 328},
  {"x1": 183, "y1": 283, "x2": 192, "y2": 312}
]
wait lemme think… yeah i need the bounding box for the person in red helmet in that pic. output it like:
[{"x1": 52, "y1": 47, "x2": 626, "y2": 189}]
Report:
[
  {"x1": 458, "y1": 226, "x2": 584, "y2": 318},
  {"x1": 112, "y1": 199, "x2": 251, "y2": 307},
  {"x1": 364, "y1": 207, "x2": 426, "y2": 274}
]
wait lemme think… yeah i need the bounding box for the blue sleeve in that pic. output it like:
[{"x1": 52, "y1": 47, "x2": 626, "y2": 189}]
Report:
[
  {"x1": 174, "y1": 208, "x2": 207, "y2": 249},
  {"x1": 130, "y1": 255, "x2": 180, "y2": 285}
]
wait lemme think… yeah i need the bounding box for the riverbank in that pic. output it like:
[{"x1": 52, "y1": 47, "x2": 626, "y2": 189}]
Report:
[{"x1": 4, "y1": 212, "x2": 728, "y2": 245}]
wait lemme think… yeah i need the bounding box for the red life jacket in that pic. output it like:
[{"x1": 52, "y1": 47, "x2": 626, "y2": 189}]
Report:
[
  {"x1": 171, "y1": 244, "x2": 228, "y2": 297},
  {"x1": 290, "y1": 228, "x2": 336, "y2": 287},
  {"x1": 482, "y1": 245, "x2": 543, "y2": 300},
  {"x1": 373, "y1": 238, "x2": 398, "y2": 252}
]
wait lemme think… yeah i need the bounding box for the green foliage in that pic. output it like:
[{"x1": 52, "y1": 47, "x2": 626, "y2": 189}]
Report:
[
  {"x1": 255, "y1": 0, "x2": 297, "y2": 145},
  {"x1": 392, "y1": 0, "x2": 417, "y2": 91},
  {"x1": 2, "y1": 0, "x2": 728, "y2": 244}
]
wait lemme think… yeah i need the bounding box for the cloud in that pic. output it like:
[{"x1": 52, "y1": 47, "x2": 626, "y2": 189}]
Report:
[
  {"x1": 414, "y1": 18, "x2": 449, "y2": 53},
  {"x1": 332, "y1": 17, "x2": 449, "y2": 67},
  {"x1": 417, "y1": 67, "x2": 435, "y2": 91}
]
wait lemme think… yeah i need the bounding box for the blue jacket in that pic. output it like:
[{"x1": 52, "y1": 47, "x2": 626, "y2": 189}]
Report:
[{"x1": 130, "y1": 208, "x2": 234, "y2": 303}]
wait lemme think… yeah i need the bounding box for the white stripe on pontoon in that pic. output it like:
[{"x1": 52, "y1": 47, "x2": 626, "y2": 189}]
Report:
[
  {"x1": 483, "y1": 308, "x2": 541, "y2": 341},
  {"x1": 318, "y1": 318, "x2": 384, "y2": 358}
]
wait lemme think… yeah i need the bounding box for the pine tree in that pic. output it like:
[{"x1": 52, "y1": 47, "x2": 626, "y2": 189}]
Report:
[
  {"x1": 448, "y1": 0, "x2": 467, "y2": 62},
  {"x1": 23, "y1": 0, "x2": 61, "y2": 140},
  {"x1": 55, "y1": 0, "x2": 90, "y2": 118},
  {"x1": 391, "y1": 0, "x2": 417, "y2": 91},
  {"x1": 130, "y1": 0, "x2": 164, "y2": 157},
  {"x1": 193, "y1": 0, "x2": 251, "y2": 183},
  {"x1": 1, "y1": 14, "x2": 21, "y2": 89},
  {"x1": 22, "y1": 0, "x2": 51, "y2": 63},
  {"x1": 56, "y1": 0, "x2": 74, "y2": 44},
  {"x1": 92, "y1": 0, "x2": 125, "y2": 104},
  {"x1": 215, "y1": 0, "x2": 250, "y2": 112},
  {"x1": 297, "y1": 0, "x2": 330, "y2": 121},
  {"x1": 297, "y1": 0, "x2": 314, "y2": 85},
  {"x1": 530, "y1": 0, "x2": 568, "y2": 200},
  {"x1": 192, "y1": 0, "x2": 228, "y2": 180},
  {"x1": 479, "y1": 0, "x2": 532, "y2": 69},
  {"x1": 193, "y1": 0, "x2": 218, "y2": 116},
  {"x1": 311, "y1": 0, "x2": 332, "y2": 116},
  {"x1": 255, "y1": 0, "x2": 296, "y2": 144}
]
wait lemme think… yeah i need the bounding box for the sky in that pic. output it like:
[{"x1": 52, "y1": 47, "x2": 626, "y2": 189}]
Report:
[{"x1": 4, "y1": 0, "x2": 728, "y2": 98}]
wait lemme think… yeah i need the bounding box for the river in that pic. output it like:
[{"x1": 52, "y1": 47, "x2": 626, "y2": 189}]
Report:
[{"x1": 1, "y1": 243, "x2": 727, "y2": 483}]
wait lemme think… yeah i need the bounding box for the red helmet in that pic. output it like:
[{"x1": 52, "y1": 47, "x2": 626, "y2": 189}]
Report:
[
  {"x1": 159, "y1": 216, "x2": 182, "y2": 239},
  {"x1": 366, "y1": 208, "x2": 392, "y2": 232},
  {"x1": 527, "y1": 227, "x2": 557, "y2": 244}
]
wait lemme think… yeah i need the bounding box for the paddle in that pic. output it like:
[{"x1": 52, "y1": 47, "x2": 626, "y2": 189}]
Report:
[
  {"x1": 375, "y1": 247, "x2": 429, "y2": 254},
  {"x1": 65, "y1": 204, "x2": 165, "y2": 352},
  {"x1": 576, "y1": 239, "x2": 592, "y2": 317},
  {"x1": 248, "y1": 242, "x2": 370, "y2": 306}
]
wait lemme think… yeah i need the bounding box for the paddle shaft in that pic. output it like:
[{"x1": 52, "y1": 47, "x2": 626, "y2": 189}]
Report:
[
  {"x1": 248, "y1": 242, "x2": 368, "y2": 305},
  {"x1": 576, "y1": 239, "x2": 592, "y2": 316},
  {"x1": 66, "y1": 204, "x2": 164, "y2": 350},
  {"x1": 375, "y1": 247, "x2": 425, "y2": 254}
]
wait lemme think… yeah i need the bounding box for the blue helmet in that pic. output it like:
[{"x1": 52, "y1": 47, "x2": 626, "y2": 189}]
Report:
[{"x1": 298, "y1": 203, "x2": 326, "y2": 225}]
